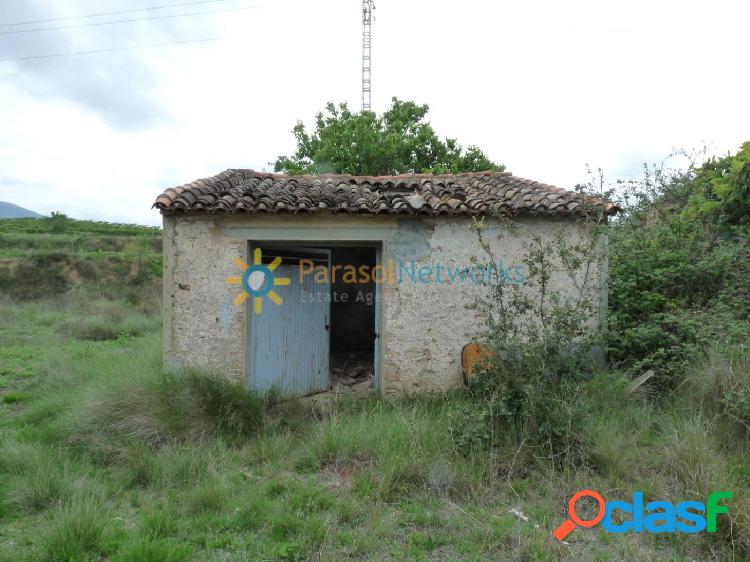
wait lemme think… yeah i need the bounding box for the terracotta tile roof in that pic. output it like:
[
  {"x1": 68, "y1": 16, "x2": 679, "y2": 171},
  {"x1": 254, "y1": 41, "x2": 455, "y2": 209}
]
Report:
[{"x1": 153, "y1": 170, "x2": 619, "y2": 218}]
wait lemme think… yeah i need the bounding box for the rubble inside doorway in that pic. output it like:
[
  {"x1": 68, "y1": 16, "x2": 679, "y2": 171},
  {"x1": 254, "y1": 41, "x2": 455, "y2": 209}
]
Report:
[{"x1": 331, "y1": 353, "x2": 373, "y2": 394}]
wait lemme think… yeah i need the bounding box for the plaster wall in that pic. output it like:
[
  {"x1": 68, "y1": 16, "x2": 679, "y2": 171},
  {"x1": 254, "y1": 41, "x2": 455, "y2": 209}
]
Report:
[{"x1": 162, "y1": 214, "x2": 604, "y2": 394}]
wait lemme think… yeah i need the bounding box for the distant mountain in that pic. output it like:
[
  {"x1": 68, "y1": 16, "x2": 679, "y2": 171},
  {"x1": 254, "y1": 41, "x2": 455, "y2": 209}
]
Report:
[{"x1": 0, "y1": 202, "x2": 43, "y2": 219}]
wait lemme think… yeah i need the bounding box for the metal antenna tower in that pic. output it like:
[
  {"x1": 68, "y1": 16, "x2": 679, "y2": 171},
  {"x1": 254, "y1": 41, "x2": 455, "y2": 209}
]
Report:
[{"x1": 361, "y1": 0, "x2": 375, "y2": 111}]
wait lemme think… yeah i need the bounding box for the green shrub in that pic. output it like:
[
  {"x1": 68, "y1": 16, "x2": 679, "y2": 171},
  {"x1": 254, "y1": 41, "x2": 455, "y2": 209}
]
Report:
[
  {"x1": 447, "y1": 401, "x2": 492, "y2": 455},
  {"x1": 468, "y1": 344, "x2": 593, "y2": 468},
  {"x1": 608, "y1": 213, "x2": 750, "y2": 391},
  {"x1": 684, "y1": 142, "x2": 750, "y2": 227},
  {"x1": 463, "y1": 217, "x2": 605, "y2": 468},
  {"x1": 608, "y1": 144, "x2": 750, "y2": 393}
]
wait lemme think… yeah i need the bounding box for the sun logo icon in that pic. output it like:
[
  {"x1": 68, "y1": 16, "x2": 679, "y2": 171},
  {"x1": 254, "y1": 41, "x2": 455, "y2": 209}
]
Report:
[{"x1": 227, "y1": 249, "x2": 291, "y2": 315}]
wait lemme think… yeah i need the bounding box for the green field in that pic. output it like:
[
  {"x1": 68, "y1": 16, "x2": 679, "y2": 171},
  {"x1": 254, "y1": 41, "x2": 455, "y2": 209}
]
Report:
[
  {"x1": 4, "y1": 290, "x2": 746, "y2": 561},
  {"x1": 1, "y1": 165, "x2": 750, "y2": 562}
]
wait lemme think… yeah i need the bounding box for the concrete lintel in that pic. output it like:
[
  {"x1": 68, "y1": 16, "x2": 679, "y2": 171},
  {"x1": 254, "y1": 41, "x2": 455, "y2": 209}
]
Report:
[{"x1": 223, "y1": 225, "x2": 396, "y2": 241}]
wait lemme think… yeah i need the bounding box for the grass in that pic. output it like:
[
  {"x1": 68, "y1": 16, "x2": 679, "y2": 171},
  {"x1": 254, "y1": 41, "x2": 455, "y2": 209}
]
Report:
[
  {"x1": 0, "y1": 216, "x2": 161, "y2": 301},
  {"x1": 0, "y1": 216, "x2": 161, "y2": 236},
  {"x1": 1, "y1": 291, "x2": 749, "y2": 559},
  {"x1": 41, "y1": 496, "x2": 112, "y2": 562}
]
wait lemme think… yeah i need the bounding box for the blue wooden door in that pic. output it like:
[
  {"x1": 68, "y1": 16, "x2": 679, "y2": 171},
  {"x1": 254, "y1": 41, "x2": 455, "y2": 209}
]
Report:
[{"x1": 249, "y1": 250, "x2": 330, "y2": 398}]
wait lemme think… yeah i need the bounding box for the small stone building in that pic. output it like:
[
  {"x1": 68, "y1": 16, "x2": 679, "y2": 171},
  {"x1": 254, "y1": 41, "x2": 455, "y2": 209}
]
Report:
[{"x1": 153, "y1": 170, "x2": 617, "y2": 398}]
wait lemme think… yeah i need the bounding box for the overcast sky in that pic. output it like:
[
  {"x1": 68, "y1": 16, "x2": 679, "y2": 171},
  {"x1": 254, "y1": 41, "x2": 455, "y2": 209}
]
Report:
[{"x1": 0, "y1": 0, "x2": 748, "y2": 226}]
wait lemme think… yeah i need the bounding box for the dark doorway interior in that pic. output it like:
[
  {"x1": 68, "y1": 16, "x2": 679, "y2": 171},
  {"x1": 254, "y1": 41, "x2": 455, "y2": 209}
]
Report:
[{"x1": 329, "y1": 247, "x2": 376, "y2": 392}]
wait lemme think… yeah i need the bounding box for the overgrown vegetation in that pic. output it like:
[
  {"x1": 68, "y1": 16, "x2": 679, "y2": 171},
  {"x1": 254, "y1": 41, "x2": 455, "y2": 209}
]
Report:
[
  {"x1": 1, "y1": 145, "x2": 749, "y2": 560},
  {"x1": 458, "y1": 143, "x2": 750, "y2": 558},
  {"x1": 0, "y1": 289, "x2": 707, "y2": 561},
  {"x1": 607, "y1": 146, "x2": 750, "y2": 392},
  {"x1": 0, "y1": 212, "x2": 162, "y2": 237},
  {"x1": 0, "y1": 214, "x2": 161, "y2": 301},
  {"x1": 461, "y1": 215, "x2": 606, "y2": 469}
]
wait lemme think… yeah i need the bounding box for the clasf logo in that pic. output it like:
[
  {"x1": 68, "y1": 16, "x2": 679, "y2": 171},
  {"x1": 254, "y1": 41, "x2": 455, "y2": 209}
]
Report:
[{"x1": 553, "y1": 490, "x2": 733, "y2": 541}]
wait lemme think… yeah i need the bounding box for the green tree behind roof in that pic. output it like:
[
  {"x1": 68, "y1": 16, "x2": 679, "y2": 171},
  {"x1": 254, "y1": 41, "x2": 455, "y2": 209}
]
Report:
[{"x1": 274, "y1": 98, "x2": 504, "y2": 176}]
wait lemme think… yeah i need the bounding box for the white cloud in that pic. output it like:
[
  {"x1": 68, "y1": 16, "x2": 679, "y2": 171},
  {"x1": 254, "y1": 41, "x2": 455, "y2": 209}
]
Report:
[{"x1": 0, "y1": 0, "x2": 748, "y2": 226}]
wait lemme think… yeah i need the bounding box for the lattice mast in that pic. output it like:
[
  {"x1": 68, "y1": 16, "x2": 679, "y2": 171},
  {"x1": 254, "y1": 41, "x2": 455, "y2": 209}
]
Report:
[{"x1": 362, "y1": 0, "x2": 375, "y2": 111}]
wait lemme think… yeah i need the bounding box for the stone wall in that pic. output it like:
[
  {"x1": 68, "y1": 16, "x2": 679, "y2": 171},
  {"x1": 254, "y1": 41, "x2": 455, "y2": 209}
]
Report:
[
  {"x1": 162, "y1": 215, "x2": 246, "y2": 382},
  {"x1": 162, "y1": 214, "x2": 605, "y2": 395}
]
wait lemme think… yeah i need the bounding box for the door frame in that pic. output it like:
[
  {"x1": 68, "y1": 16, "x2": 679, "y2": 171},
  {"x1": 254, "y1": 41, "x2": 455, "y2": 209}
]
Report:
[{"x1": 245, "y1": 240, "x2": 384, "y2": 397}]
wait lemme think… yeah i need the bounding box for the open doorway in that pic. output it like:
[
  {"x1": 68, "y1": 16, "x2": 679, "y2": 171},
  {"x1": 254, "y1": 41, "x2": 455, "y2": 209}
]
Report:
[
  {"x1": 248, "y1": 243, "x2": 378, "y2": 398},
  {"x1": 329, "y1": 247, "x2": 376, "y2": 393}
]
